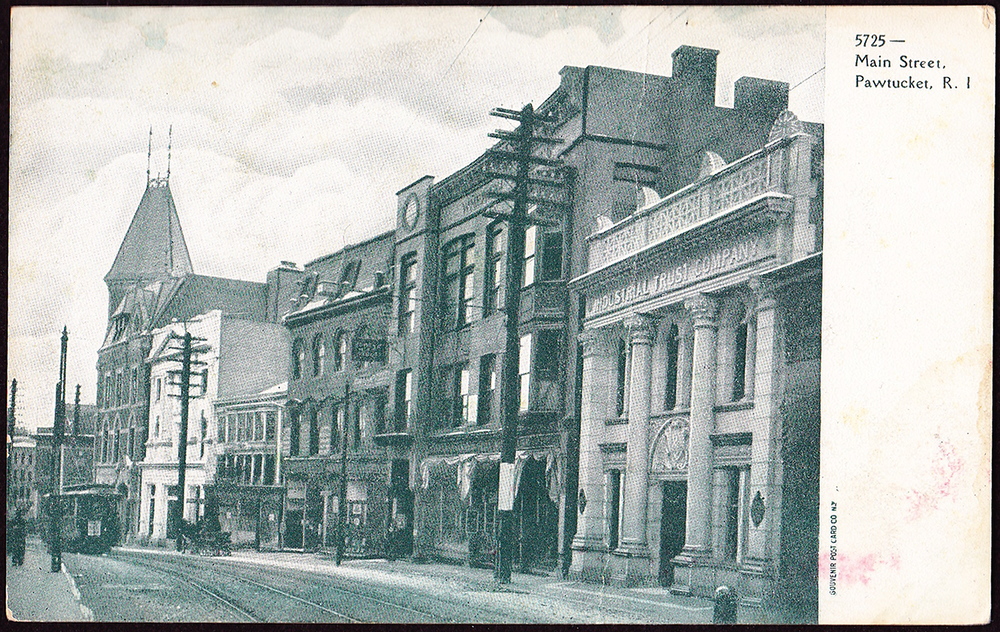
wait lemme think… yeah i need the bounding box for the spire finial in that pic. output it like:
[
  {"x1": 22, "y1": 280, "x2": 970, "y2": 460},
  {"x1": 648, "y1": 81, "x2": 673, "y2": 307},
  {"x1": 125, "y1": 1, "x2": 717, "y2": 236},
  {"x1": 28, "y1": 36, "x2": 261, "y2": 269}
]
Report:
[
  {"x1": 166, "y1": 124, "x2": 172, "y2": 180},
  {"x1": 147, "y1": 127, "x2": 153, "y2": 183}
]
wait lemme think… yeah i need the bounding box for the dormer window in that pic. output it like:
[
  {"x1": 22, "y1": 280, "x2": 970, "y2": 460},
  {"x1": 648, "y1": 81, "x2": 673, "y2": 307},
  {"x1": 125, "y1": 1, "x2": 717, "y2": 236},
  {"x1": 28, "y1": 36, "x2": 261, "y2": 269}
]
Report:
[
  {"x1": 112, "y1": 314, "x2": 130, "y2": 342},
  {"x1": 339, "y1": 260, "x2": 361, "y2": 296}
]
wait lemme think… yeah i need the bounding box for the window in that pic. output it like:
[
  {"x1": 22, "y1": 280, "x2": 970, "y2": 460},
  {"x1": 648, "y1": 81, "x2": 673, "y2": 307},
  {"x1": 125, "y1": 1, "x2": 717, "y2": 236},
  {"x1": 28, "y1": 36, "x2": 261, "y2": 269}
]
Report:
[
  {"x1": 447, "y1": 363, "x2": 475, "y2": 427},
  {"x1": 395, "y1": 370, "x2": 413, "y2": 432},
  {"x1": 253, "y1": 411, "x2": 264, "y2": 441},
  {"x1": 606, "y1": 469, "x2": 624, "y2": 550},
  {"x1": 313, "y1": 334, "x2": 325, "y2": 377},
  {"x1": 523, "y1": 225, "x2": 537, "y2": 287},
  {"x1": 199, "y1": 413, "x2": 207, "y2": 458},
  {"x1": 733, "y1": 322, "x2": 748, "y2": 400},
  {"x1": 154, "y1": 415, "x2": 161, "y2": 438},
  {"x1": 265, "y1": 411, "x2": 276, "y2": 442},
  {"x1": 288, "y1": 409, "x2": 300, "y2": 456},
  {"x1": 292, "y1": 338, "x2": 305, "y2": 380},
  {"x1": 217, "y1": 415, "x2": 226, "y2": 442},
  {"x1": 664, "y1": 324, "x2": 680, "y2": 410},
  {"x1": 308, "y1": 407, "x2": 320, "y2": 455},
  {"x1": 615, "y1": 339, "x2": 629, "y2": 417},
  {"x1": 722, "y1": 468, "x2": 750, "y2": 562},
  {"x1": 477, "y1": 354, "x2": 497, "y2": 425},
  {"x1": 485, "y1": 224, "x2": 504, "y2": 315},
  {"x1": 334, "y1": 331, "x2": 348, "y2": 372},
  {"x1": 339, "y1": 260, "x2": 360, "y2": 296},
  {"x1": 443, "y1": 235, "x2": 477, "y2": 328},
  {"x1": 720, "y1": 302, "x2": 756, "y2": 402},
  {"x1": 399, "y1": 254, "x2": 418, "y2": 334},
  {"x1": 533, "y1": 329, "x2": 562, "y2": 410},
  {"x1": 263, "y1": 455, "x2": 276, "y2": 486},
  {"x1": 540, "y1": 230, "x2": 564, "y2": 281},
  {"x1": 350, "y1": 402, "x2": 361, "y2": 449},
  {"x1": 329, "y1": 403, "x2": 342, "y2": 452},
  {"x1": 372, "y1": 392, "x2": 387, "y2": 435},
  {"x1": 518, "y1": 333, "x2": 532, "y2": 412}
]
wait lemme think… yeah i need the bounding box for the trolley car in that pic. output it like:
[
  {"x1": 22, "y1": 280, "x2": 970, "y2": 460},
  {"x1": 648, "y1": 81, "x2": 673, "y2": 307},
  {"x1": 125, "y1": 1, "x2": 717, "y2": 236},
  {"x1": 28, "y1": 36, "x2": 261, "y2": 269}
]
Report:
[{"x1": 45, "y1": 484, "x2": 122, "y2": 554}]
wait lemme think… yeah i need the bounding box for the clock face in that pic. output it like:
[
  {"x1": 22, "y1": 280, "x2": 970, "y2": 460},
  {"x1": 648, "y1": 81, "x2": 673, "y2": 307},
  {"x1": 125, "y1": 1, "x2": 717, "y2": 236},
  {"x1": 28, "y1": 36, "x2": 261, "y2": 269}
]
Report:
[{"x1": 404, "y1": 195, "x2": 420, "y2": 228}]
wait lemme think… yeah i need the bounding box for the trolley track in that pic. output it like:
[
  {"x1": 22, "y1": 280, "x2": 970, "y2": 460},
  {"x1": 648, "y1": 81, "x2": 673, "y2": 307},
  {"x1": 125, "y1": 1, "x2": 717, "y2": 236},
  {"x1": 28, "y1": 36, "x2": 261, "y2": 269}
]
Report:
[{"x1": 112, "y1": 549, "x2": 455, "y2": 623}]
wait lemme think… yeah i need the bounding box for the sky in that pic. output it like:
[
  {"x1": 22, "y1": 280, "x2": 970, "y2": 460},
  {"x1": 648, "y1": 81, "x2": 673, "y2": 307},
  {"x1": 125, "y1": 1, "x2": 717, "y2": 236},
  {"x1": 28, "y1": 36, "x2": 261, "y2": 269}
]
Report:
[{"x1": 8, "y1": 6, "x2": 825, "y2": 432}]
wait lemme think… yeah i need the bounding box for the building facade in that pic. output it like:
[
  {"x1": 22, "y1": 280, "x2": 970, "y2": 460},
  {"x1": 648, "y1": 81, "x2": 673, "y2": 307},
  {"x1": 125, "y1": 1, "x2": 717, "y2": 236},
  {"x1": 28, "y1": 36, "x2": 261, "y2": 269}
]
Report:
[
  {"x1": 138, "y1": 309, "x2": 289, "y2": 542},
  {"x1": 213, "y1": 382, "x2": 287, "y2": 550},
  {"x1": 9, "y1": 434, "x2": 38, "y2": 524},
  {"x1": 569, "y1": 110, "x2": 821, "y2": 619},
  {"x1": 282, "y1": 232, "x2": 395, "y2": 555},
  {"x1": 95, "y1": 165, "x2": 302, "y2": 541},
  {"x1": 392, "y1": 152, "x2": 572, "y2": 570}
]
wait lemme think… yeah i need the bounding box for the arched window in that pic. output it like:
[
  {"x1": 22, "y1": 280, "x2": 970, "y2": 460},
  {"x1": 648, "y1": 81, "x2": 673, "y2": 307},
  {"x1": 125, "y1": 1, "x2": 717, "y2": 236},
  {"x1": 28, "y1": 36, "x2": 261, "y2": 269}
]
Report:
[
  {"x1": 718, "y1": 298, "x2": 756, "y2": 402},
  {"x1": 292, "y1": 338, "x2": 304, "y2": 380},
  {"x1": 313, "y1": 333, "x2": 325, "y2": 377},
  {"x1": 664, "y1": 324, "x2": 680, "y2": 410},
  {"x1": 334, "y1": 331, "x2": 348, "y2": 371}
]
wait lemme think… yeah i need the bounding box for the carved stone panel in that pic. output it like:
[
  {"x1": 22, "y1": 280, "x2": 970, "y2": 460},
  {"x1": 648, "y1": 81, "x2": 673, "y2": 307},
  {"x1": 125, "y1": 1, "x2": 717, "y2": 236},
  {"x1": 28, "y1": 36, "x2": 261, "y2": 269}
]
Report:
[{"x1": 650, "y1": 416, "x2": 690, "y2": 473}]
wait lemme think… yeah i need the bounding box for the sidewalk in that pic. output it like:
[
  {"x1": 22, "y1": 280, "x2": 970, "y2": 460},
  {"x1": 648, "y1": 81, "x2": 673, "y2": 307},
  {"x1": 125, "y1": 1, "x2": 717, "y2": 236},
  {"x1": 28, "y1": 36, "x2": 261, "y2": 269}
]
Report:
[
  {"x1": 5, "y1": 538, "x2": 91, "y2": 622},
  {"x1": 118, "y1": 545, "x2": 715, "y2": 623}
]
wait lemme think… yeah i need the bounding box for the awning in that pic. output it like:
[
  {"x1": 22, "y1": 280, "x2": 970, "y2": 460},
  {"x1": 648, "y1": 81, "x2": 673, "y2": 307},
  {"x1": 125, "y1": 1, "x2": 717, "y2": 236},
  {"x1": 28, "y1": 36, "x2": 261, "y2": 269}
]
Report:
[{"x1": 419, "y1": 449, "x2": 562, "y2": 505}]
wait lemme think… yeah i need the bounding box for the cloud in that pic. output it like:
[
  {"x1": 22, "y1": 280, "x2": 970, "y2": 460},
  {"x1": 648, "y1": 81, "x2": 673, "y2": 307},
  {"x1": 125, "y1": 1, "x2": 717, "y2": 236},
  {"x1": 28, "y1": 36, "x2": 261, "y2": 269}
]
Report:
[{"x1": 8, "y1": 6, "x2": 825, "y2": 430}]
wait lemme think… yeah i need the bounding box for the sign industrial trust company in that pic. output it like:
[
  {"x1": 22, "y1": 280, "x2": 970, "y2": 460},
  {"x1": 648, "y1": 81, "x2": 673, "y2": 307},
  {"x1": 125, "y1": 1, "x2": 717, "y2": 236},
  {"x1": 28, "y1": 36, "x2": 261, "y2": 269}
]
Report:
[{"x1": 586, "y1": 230, "x2": 774, "y2": 318}]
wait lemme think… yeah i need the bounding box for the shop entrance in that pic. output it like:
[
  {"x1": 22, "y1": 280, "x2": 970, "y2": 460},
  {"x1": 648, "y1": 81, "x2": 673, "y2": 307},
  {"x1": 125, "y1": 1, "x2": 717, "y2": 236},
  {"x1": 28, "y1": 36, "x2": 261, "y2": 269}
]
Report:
[
  {"x1": 515, "y1": 458, "x2": 558, "y2": 572},
  {"x1": 659, "y1": 480, "x2": 687, "y2": 586}
]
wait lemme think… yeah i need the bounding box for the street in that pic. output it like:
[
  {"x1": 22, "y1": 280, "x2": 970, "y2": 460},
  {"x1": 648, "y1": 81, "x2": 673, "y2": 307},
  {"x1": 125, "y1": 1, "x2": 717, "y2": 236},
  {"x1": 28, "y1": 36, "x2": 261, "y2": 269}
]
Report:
[{"x1": 49, "y1": 546, "x2": 714, "y2": 623}]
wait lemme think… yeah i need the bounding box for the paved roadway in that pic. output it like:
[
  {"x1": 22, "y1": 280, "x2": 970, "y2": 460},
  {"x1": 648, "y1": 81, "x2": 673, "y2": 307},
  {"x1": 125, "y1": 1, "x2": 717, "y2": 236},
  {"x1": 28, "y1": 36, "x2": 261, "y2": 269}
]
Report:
[{"x1": 61, "y1": 548, "x2": 714, "y2": 623}]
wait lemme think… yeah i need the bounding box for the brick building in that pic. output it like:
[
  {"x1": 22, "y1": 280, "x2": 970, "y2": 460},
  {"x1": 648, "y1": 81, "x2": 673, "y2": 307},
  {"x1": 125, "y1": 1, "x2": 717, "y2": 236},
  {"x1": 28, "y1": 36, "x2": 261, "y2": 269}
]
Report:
[
  {"x1": 95, "y1": 155, "x2": 301, "y2": 541},
  {"x1": 281, "y1": 232, "x2": 395, "y2": 554}
]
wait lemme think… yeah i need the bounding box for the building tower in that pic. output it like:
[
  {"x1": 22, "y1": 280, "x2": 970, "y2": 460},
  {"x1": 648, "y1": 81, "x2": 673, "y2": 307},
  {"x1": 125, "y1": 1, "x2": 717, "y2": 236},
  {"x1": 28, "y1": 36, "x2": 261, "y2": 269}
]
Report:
[{"x1": 103, "y1": 127, "x2": 193, "y2": 319}]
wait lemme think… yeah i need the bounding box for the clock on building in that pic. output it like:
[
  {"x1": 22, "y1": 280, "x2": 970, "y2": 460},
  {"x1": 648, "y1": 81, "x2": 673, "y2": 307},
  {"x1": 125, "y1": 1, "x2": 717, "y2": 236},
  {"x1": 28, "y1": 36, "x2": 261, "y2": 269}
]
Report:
[{"x1": 404, "y1": 195, "x2": 420, "y2": 228}]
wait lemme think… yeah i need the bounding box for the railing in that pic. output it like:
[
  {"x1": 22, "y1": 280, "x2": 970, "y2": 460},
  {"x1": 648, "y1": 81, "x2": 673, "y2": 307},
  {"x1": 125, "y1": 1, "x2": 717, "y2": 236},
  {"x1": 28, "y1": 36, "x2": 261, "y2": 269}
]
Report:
[{"x1": 587, "y1": 139, "x2": 791, "y2": 271}]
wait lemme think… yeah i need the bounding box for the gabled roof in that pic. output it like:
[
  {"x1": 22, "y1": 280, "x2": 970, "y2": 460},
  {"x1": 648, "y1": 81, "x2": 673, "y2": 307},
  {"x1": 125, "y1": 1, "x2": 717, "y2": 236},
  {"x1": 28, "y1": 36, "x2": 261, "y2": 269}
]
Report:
[{"x1": 105, "y1": 179, "x2": 193, "y2": 283}]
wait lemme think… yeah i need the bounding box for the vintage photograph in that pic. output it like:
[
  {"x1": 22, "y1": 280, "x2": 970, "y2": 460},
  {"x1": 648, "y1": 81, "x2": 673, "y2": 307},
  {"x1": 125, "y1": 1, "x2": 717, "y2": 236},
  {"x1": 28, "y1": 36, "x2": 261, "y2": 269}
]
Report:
[{"x1": 10, "y1": 5, "x2": 826, "y2": 624}]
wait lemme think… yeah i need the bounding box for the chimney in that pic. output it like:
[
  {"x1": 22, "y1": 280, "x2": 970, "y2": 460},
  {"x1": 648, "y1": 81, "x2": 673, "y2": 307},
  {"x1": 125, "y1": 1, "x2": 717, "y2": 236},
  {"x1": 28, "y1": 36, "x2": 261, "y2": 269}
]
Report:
[
  {"x1": 671, "y1": 45, "x2": 719, "y2": 104},
  {"x1": 374, "y1": 271, "x2": 386, "y2": 288},
  {"x1": 734, "y1": 77, "x2": 789, "y2": 117}
]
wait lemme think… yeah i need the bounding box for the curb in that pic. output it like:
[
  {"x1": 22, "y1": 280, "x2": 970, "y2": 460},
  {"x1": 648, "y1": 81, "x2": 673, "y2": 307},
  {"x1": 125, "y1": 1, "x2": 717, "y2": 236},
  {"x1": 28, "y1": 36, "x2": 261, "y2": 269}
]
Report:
[{"x1": 61, "y1": 562, "x2": 94, "y2": 621}]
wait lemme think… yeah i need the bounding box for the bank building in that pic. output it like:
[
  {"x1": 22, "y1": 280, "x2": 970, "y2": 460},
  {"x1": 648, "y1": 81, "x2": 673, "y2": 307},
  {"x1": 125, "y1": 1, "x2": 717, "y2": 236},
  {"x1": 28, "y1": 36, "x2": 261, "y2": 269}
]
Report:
[{"x1": 568, "y1": 109, "x2": 822, "y2": 616}]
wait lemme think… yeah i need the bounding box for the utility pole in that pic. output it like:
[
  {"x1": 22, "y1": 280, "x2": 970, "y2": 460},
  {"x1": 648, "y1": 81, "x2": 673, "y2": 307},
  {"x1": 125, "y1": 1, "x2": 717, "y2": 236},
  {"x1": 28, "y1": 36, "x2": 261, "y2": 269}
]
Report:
[
  {"x1": 7, "y1": 378, "x2": 17, "y2": 509},
  {"x1": 50, "y1": 326, "x2": 68, "y2": 572},
  {"x1": 165, "y1": 331, "x2": 208, "y2": 551},
  {"x1": 485, "y1": 103, "x2": 564, "y2": 584},
  {"x1": 335, "y1": 382, "x2": 351, "y2": 565}
]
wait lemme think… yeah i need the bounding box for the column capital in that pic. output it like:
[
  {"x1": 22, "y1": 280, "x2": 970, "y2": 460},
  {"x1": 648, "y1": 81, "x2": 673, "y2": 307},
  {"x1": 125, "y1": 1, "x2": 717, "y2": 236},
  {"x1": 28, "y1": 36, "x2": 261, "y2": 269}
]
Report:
[
  {"x1": 747, "y1": 276, "x2": 779, "y2": 311},
  {"x1": 578, "y1": 327, "x2": 616, "y2": 358},
  {"x1": 683, "y1": 293, "x2": 718, "y2": 327},
  {"x1": 623, "y1": 313, "x2": 656, "y2": 345}
]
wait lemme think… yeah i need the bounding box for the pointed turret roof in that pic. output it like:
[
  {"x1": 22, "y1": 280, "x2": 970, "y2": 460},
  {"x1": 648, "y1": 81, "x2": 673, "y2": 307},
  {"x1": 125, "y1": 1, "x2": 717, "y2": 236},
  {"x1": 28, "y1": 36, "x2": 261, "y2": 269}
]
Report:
[{"x1": 104, "y1": 178, "x2": 194, "y2": 284}]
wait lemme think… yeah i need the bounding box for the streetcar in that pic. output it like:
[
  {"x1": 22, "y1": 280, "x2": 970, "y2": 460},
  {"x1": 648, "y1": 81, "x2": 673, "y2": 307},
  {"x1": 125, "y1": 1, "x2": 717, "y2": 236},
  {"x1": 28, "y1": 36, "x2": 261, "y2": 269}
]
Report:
[{"x1": 44, "y1": 484, "x2": 122, "y2": 554}]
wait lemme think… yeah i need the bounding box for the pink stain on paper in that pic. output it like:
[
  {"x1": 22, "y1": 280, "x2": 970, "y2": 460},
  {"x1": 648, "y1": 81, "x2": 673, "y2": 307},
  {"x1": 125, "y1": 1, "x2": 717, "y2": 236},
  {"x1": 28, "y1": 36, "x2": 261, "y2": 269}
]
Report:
[
  {"x1": 820, "y1": 551, "x2": 900, "y2": 589},
  {"x1": 906, "y1": 435, "x2": 964, "y2": 520}
]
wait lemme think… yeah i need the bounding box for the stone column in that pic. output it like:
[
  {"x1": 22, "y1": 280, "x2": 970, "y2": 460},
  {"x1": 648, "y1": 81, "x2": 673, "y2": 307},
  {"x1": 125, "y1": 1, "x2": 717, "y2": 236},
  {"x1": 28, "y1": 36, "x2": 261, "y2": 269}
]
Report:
[
  {"x1": 570, "y1": 328, "x2": 617, "y2": 582},
  {"x1": 677, "y1": 294, "x2": 719, "y2": 558},
  {"x1": 617, "y1": 314, "x2": 655, "y2": 561},
  {"x1": 744, "y1": 278, "x2": 782, "y2": 565}
]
